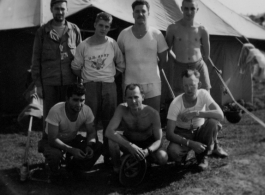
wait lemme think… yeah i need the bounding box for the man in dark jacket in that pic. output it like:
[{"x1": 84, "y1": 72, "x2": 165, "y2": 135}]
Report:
[{"x1": 31, "y1": 0, "x2": 82, "y2": 132}]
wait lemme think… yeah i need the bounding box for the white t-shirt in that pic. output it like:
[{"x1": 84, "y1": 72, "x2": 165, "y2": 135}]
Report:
[
  {"x1": 117, "y1": 26, "x2": 168, "y2": 84},
  {"x1": 167, "y1": 89, "x2": 214, "y2": 129},
  {"x1": 45, "y1": 102, "x2": 94, "y2": 143},
  {"x1": 71, "y1": 36, "x2": 125, "y2": 83}
]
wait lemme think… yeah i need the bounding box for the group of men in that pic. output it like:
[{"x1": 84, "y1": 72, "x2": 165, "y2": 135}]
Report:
[{"x1": 31, "y1": 0, "x2": 228, "y2": 181}]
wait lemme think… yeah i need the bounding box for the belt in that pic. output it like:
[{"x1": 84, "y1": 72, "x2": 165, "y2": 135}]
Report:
[{"x1": 176, "y1": 126, "x2": 198, "y2": 132}]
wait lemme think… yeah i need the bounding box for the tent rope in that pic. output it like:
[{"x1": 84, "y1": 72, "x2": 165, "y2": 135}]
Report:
[{"x1": 209, "y1": 58, "x2": 265, "y2": 128}]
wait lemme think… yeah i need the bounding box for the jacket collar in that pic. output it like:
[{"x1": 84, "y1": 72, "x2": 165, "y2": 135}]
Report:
[{"x1": 44, "y1": 19, "x2": 72, "y2": 33}]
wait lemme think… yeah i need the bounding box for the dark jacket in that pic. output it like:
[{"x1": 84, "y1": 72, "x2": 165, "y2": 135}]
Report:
[{"x1": 31, "y1": 20, "x2": 82, "y2": 86}]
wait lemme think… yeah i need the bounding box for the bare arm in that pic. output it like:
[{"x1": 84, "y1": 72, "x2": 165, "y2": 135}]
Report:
[
  {"x1": 105, "y1": 105, "x2": 132, "y2": 149},
  {"x1": 47, "y1": 123, "x2": 86, "y2": 159},
  {"x1": 166, "y1": 119, "x2": 207, "y2": 154},
  {"x1": 147, "y1": 111, "x2": 163, "y2": 153},
  {"x1": 199, "y1": 102, "x2": 224, "y2": 121},
  {"x1": 182, "y1": 101, "x2": 224, "y2": 122},
  {"x1": 84, "y1": 122, "x2": 97, "y2": 158},
  {"x1": 166, "y1": 24, "x2": 177, "y2": 61},
  {"x1": 201, "y1": 26, "x2": 210, "y2": 61},
  {"x1": 85, "y1": 122, "x2": 97, "y2": 144},
  {"x1": 166, "y1": 119, "x2": 186, "y2": 144},
  {"x1": 157, "y1": 50, "x2": 168, "y2": 70}
]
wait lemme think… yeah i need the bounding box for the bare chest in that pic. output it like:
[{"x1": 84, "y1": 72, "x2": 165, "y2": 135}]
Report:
[
  {"x1": 123, "y1": 113, "x2": 152, "y2": 132},
  {"x1": 174, "y1": 27, "x2": 201, "y2": 45}
]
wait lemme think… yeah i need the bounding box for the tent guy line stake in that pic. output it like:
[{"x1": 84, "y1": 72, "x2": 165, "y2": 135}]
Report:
[{"x1": 209, "y1": 58, "x2": 265, "y2": 128}]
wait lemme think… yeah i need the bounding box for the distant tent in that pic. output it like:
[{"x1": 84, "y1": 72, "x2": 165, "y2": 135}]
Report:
[{"x1": 0, "y1": 0, "x2": 265, "y2": 117}]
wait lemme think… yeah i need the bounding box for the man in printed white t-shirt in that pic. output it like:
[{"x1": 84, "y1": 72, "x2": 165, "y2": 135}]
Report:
[
  {"x1": 117, "y1": 0, "x2": 168, "y2": 112},
  {"x1": 166, "y1": 69, "x2": 227, "y2": 171},
  {"x1": 71, "y1": 12, "x2": 125, "y2": 165},
  {"x1": 40, "y1": 83, "x2": 102, "y2": 178}
]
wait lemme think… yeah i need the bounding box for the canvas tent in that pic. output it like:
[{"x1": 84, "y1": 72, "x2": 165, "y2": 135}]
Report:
[{"x1": 1, "y1": 0, "x2": 265, "y2": 117}]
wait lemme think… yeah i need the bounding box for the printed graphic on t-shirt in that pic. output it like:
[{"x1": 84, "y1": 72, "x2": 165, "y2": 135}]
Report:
[{"x1": 89, "y1": 54, "x2": 109, "y2": 70}]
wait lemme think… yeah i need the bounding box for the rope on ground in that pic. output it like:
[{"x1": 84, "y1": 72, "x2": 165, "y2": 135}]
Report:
[{"x1": 209, "y1": 58, "x2": 265, "y2": 129}]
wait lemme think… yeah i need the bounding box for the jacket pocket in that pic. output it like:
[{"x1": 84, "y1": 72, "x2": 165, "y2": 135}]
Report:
[{"x1": 42, "y1": 44, "x2": 57, "y2": 61}]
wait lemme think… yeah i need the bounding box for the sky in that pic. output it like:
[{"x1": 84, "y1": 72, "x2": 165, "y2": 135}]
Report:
[{"x1": 218, "y1": 0, "x2": 265, "y2": 15}]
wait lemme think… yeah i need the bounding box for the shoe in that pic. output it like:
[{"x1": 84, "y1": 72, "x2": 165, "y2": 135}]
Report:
[
  {"x1": 198, "y1": 156, "x2": 208, "y2": 171},
  {"x1": 212, "y1": 145, "x2": 228, "y2": 158}
]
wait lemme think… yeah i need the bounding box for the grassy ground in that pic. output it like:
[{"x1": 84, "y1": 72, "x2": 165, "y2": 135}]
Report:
[
  {"x1": 0, "y1": 80, "x2": 264, "y2": 195},
  {"x1": 0, "y1": 110, "x2": 265, "y2": 195}
]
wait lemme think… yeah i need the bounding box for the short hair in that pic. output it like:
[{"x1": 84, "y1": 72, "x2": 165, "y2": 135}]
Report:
[
  {"x1": 50, "y1": 0, "x2": 67, "y2": 8},
  {"x1": 66, "y1": 83, "x2": 86, "y2": 99},
  {"x1": 132, "y1": 0, "x2": 150, "y2": 11},
  {"x1": 95, "y1": 12, "x2": 113, "y2": 24},
  {"x1": 182, "y1": 0, "x2": 198, "y2": 6},
  {"x1": 125, "y1": 84, "x2": 144, "y2": 97},
  {"x1": 181, "y1": 69, "x2": 200, "y2": 79}
]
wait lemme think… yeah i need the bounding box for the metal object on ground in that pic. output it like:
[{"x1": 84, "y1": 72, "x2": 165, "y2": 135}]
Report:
[
  {"x1": 20, "y1": 163, "x2": 29, "y2": 181},
  {"x1": 119, "y1": 154, "x2": 147, "y2": 187}
]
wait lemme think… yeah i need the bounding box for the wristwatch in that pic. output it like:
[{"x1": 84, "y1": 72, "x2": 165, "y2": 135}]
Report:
[
  {"x1": 147, "y1": 147, "x2": 153, "y2": 154},
  {"x1": 195, "y1": 110, "x2": 200, "y2": 117}
]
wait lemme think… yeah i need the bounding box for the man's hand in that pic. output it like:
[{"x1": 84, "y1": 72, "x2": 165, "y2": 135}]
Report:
[
  {"x1": 69, "y1": 148, "x2": 86, "y2": 159},
  {"x1": 129, "y1": 144, "x2": 146, "y2": 161},
  {"x1": 180, "y1": 110, "x2": 197, "y2": 122},
  {"x1": 85, "y1": 146, "x2": 94, "y2": 159},
  {"x1": 190, "y1": 141, "x2": 207, "y2": 154}
]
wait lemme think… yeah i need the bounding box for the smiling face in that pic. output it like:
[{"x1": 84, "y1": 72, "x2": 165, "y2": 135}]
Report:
[
  {"x1": 67, "y1": 94, "x2": 85, "y2": 113},
  {"x1": 50, "y1": 2, "x2": 68, "y2": 23},
  {"x1": 133, "y1": 4, "x2": 149, "y2": 25},
  {"x1": 181, "y1": 0, "x2": 198, "y2": 21},
  {"x1": 125, "y1": 86, "x2": 144, "y2": 111},
  {"x1": 94, "y1": 20, "x2": 111, "y2": 37}
]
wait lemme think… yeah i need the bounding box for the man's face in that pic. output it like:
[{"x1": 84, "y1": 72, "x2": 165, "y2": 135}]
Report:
[
  {"x1": 50, "y1": 2, "x2": 68, "y2": 23},
  {"x1": 126, "y1": 87, "x2": 144, "y2": 111},
  {"x1": 181, "y1": 1, "x2": 198, "y2": 21},
  {"x1": 182, "y1": 74, "x2": 199, "y2": 97},
  {"x1": 67, "y1": 94, "x2": 85, "y2": 113},
  {"x1": 133, "y1": 5, "x2": 149, "y2": 25},
  {"x1": 94, "y1": 20, "x2": 111, "y2": 37}
]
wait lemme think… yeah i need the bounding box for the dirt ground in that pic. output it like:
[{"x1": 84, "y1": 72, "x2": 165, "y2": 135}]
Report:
[{"x1": 0, "y1": 80, "x2": 264, "y2": 195}]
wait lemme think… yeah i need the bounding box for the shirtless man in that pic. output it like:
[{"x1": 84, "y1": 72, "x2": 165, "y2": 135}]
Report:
[
  {"x1": 166, "y1": 0, "x2": 211, "y2": 96},
  {"x1": 105, "y1": 84, "x2": 168, "y2": 172}
]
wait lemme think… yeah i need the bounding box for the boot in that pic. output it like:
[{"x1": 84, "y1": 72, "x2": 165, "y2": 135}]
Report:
[{"x1": 198, "y1": 156, "x2": 209, "y2": 171}]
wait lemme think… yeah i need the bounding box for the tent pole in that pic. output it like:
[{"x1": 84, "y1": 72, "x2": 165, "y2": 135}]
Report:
[
  {"x1": 208, "y1": 58, "x2": 265, "y2": 129},
  {"x1": 40, "y1": 0, "x2": 44, "y2": 26}
]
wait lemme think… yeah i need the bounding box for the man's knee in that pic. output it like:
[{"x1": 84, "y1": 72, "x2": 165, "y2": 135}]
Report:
[
  {"x1": 154, "y1": 149, "x2": 168, "y2": 165},
  {"x1": 108, "y1": 139, "x2": 120, "y2": 151},
  {"x1": 167, "y1": 143, "x2": 184, "y2": 162},
  {"x1": 43, "y1": 147, "x2": 63, "y2": 168},
  {"x1": 205, "y1": 119, "x2": 220, "y2": 134}
]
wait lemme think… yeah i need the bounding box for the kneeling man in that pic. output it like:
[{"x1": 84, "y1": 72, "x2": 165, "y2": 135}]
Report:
[
  {"x1": 166, "y1": 69, "x2": 227, "y2": 171},
  {"x1": 41, "y1": 83, "x2": 102, "y2": 177},
  {"x1": 105, "y1": 84, "x2": 168, "y2": 172}
]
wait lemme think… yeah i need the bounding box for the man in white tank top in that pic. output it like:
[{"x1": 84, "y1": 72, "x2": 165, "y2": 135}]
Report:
[{"x1": 117, "y1": 0, "x2": 168, "y2": 112}]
